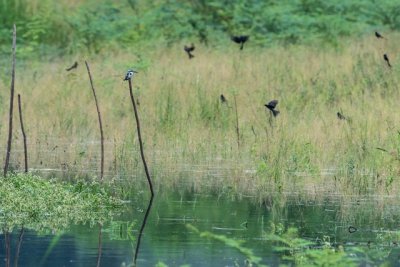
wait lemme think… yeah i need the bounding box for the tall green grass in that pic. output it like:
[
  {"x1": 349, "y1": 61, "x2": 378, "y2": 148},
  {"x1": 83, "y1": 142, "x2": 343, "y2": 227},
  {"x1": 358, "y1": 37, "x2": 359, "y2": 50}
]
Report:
[{"x1": 1, "y1": 32, "x2": 400, "y2": 198}]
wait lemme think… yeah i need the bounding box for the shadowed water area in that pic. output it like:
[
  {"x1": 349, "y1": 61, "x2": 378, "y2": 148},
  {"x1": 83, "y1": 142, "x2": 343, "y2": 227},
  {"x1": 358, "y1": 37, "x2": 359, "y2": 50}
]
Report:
[{"x1": 2, "y1": 190, "x2": 400, "y2": 266}]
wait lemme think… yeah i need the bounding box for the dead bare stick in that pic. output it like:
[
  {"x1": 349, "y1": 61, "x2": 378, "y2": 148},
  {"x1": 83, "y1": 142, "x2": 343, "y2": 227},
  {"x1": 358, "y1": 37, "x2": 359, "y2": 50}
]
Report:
[
  {"x1": 127, "y1": 79, "x2": 154, "y2": 196},
  {"x1": 85, "y1": 61, "x2": 104, "y2": 181},
  {"x1": 4, "y1": 24, "x2": 17, "y2": 177},
  {"x1": 18, "y1": 94, "x2": 28, "y2": 173}
]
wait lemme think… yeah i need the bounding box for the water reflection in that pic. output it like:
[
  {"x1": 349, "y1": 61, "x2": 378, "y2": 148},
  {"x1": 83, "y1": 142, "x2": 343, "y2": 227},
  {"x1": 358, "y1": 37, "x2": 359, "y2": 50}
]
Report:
[{"x1": 1, "y1": 191, "x2": 400, "y2": 266}]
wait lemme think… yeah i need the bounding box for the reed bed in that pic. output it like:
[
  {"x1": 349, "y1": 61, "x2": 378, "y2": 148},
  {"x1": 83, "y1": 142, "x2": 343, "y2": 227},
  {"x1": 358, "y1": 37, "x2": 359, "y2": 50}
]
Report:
[{"x1": 0, "y1": 34, "x2": 400, "y2": 198}]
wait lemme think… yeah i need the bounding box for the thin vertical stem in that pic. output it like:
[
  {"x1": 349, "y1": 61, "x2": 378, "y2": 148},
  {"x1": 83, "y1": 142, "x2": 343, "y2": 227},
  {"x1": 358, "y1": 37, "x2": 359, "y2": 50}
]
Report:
[
  {"x1": 4, "y1": 24, "x2": 17, "y2": 177},
  {"x1": 234, "y1": 95, "x2": 240, "y2": 149},
  {"x1": 18, "y1": 94, "x2": 28, "y2": 173},
  {"x1": 85, "y1": 61, "x2": 104, "y2": 181},
  {"x1": 128, "y1": 79, "x2": 154, "y2": 197}
]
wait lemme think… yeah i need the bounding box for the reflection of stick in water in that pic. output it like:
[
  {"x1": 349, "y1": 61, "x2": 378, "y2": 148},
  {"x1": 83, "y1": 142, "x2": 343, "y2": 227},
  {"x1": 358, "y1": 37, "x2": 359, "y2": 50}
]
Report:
[
  {"x1": 134, "y1": 195, "x2": 154, "y2": 265},
  {"x1": 14, "y1": 227, "x2": 25, "y2": 267},
  {"x1": 96, "y1": 224, "x2": 102, "y2": 267}
]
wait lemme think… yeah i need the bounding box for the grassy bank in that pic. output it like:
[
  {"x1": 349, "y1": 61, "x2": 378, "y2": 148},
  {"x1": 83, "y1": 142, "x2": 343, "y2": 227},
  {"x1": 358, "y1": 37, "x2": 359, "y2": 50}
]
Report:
[{"x1": 0, "y1": 34, "x2": 399, "y2": 198}]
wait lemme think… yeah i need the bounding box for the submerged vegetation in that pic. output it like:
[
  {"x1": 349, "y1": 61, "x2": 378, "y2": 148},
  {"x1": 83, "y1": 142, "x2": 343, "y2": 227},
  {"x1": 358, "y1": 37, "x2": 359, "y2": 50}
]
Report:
[{"x1": 0, "y1": 173, "x2": 124, "y2": 233}]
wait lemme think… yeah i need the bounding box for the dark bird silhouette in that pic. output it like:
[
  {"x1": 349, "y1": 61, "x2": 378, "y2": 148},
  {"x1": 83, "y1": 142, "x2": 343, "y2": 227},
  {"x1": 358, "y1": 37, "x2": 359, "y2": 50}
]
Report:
[
  {"x1": 184, "y1": 43, "x2": 195, "y2": 59},
  {"x1": 383, "y1": 54, "x2": 392, "y2": 68},
  {"x1": 264, "y1": 100, "x2": 279, "y2": 117},
  {"x1": 375, "y1": 31, "x2": 384, "y2": 39},
  {"x1": 220, "y1": 94, "x2": 227, "y2": 103},
  {"x1": 231, "y1": 35, "x2": 249, "y2": 50},
  {"x1": 66, "y1": 61, "x2": 78, "y2": 71},
  {"x1": 337, "y1": 112, "x2": 346, "y2": 120}
]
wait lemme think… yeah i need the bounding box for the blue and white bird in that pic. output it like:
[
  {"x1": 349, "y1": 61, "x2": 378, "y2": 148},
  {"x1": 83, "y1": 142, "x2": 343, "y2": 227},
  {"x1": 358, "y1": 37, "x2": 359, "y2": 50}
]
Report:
[{"x1": 124, "y1": 69, "x2": 138, "y2": 81}]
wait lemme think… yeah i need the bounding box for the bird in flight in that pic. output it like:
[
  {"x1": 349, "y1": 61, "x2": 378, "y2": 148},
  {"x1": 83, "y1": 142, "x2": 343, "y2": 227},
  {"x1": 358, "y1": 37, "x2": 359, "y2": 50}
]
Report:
[
  {"x1": 265, "y1": 100, "x2": 279, "y2": 117},
  {"x1": 231, "y1": 35, "x2": 249, "y2": 50},
  {"x1": 383, "y1": 54, "x2": 392, "y2": 68},
  {"x1": 337, "y1": 112, "x2": 346, "y2": 120},
  {"x1": 66, "y1": 61, "x2": 78, "y2": 71},
  {"x1": 375, "y1": 31, "x2": 385, "y2": 39},
  {"x1": 184, "y1": 43, "x2": 195, "y2": 59},
  {"x1": 124, "y1": 69, "x2": 138, "y2": 81}
]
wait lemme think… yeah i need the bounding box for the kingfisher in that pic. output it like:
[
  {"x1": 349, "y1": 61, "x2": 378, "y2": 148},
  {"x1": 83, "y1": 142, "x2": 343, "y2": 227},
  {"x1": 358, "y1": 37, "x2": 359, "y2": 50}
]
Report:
[{"x1": 124, "y1": 69, "x2": 138, "y2": 81}]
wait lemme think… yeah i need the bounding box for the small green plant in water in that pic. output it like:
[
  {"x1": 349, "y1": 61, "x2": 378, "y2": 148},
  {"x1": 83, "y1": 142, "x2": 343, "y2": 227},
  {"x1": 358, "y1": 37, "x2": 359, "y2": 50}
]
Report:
[{"x1": 0, "y1": 173, "x2": 125, "y2": 233}]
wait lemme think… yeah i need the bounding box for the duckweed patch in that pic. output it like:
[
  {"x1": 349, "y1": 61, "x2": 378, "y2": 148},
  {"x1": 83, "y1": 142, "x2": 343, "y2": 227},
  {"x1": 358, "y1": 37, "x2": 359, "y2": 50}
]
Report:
[{"x1": 0, "y1": 173, "x2": 125, "y2": 233}]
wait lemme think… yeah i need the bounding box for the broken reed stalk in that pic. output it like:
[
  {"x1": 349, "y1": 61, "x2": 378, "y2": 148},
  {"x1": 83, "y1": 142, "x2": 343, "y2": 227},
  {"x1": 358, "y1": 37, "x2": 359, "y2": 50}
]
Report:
[
  {"x1": 4, "y1": 24, "x2": 16, "y2": 177},
  {"x1": 128, "y1": 79, "x2": 154, "y2": 197},
  {"x1": 18, "y1": 94, "x2": 28, "y2": 173},
  {"x1": 85, "y1": 61, "x2": 104, "y2": 181},
  {"x1": 234, "y1": 95, "x2": 240, "y2": 148}
]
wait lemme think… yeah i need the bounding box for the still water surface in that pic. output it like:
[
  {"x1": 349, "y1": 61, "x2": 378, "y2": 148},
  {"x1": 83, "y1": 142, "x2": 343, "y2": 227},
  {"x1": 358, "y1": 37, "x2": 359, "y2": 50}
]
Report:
[{"x1": 2, "y1": 191, "x2": 400, "y2": 266}]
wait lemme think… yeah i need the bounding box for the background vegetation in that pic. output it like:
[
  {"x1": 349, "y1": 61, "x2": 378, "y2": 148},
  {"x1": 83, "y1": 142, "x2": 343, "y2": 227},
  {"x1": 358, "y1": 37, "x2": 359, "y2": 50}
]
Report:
[
  {"x1": 0, "y1": 0, "x2": 399, "y2": 199},
  {"x1": 0, "y1": 0, "x2": 400, "y2": 57}
]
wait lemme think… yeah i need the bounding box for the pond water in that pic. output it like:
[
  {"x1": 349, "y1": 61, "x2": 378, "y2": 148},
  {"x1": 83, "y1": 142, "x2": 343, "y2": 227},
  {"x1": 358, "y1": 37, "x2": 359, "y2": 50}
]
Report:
[{"x1": 2, "y1": 191, "x2": 400, "y2": 266}]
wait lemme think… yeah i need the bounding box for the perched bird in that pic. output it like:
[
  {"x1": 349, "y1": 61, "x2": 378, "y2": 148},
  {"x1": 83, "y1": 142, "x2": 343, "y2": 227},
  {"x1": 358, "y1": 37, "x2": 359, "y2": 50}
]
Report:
[
  {"x1": 383, "y1": 54, "x2": 392, "y2": 68},
  {"x1": 66, "y1": 61, "x2": 78, "y2": 71},
  {"x1": 184, "y1": 43, "x2": 195, "y2": 59},
  {"x1": 124, "y1": 69, "x2": 138, "y2": 81},
  {"x1": 264, "y1": 100, "x2": 279, "y2": 117},
  {"x1": 375, "y1": 31, "x2": 384, "y2": 39},
  {"x1": 337, "y1": 112, "x2": 346, "y2": 120},
  {"x1": 231, "y1": 35, "x2": 249, "y2": 50},
  {"x1": 220, "y1": 94, "x2": 227, "y2": 103}
]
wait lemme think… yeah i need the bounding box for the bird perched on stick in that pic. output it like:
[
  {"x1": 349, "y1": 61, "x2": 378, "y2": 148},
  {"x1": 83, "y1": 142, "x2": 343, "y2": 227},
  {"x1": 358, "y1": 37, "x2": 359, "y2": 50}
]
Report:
[
  {"x1": 264, "y1": 100, "x2": 279, "y2": 117},
  {"x1": 124, "y1": 69, "x2": 138, "y2": 81},
  {"x1": 383, "y1": 54, "x2": 392, "y2": 68},
  {"x1": 184, "y1": 43, "x2": 195, "y2": 59},
  {"x1": 375, "y1": 31, "x2": 385, "y2": 39},
  {"x1": 66, "y1": 61, "x2": 78, "y2": 71},
  {"x1": 231, "y1": 35, "x2": 249, "y2": 50}
]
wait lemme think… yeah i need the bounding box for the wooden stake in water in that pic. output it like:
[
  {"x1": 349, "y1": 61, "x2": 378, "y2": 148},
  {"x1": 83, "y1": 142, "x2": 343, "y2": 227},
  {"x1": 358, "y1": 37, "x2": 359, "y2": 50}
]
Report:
[
  {"x1": 4, "y1": 24, "x2": 16, "y2": 177},
  {"x1": 18, "y1": 94, "x2": 28, "y2": 173},
  {"x1": 127, "y1": 78, "x2": 154, "y2": 196},
  {"x1": 85, "y1": 61, "x2": 105, "y2": 181}
]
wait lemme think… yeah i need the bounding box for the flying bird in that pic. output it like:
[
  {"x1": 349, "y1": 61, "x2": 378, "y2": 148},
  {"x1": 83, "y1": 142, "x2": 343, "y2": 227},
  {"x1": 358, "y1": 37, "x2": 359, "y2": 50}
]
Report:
[
  {"x1": 231, "y1": 35, "x2": 249, "y2": 50},
  {"x1": 220, "y1": 94, "x2": 227, "y2": 103},
  {"x1": 375, "y1": 31, "x2": 384, "y2": 39},
  {"x1": 124, "y1": 69, "x2": 138, "y2": 81},
  {"x1": 184, "y1": 43, "x2": 195, "y2": 59},
  {"x1": 383, "y1": 54, "x2": 392, "y2": 68},
  {"x1": 264, "y1": 100, "x2": 279, "y2": 117},
  {"x1": 337, "y1": 112, "x2": 346, "y2": 120},
  {"x1": 66, "y1": 61, "x2": 78, "y2": 71}
]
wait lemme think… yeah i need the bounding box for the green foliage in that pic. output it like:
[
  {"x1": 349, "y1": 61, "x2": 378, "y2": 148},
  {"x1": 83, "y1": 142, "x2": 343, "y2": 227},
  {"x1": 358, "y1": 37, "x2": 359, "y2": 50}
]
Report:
[
  {"x1": 186, "y1": 224, "x2": 267, "y2": 266},
  {"x1": 0, "y1": 173, "x2": 125, "y2": 233},
  {"x1": 0, "y1": 0, "x2": 399, "y2": 56}
]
